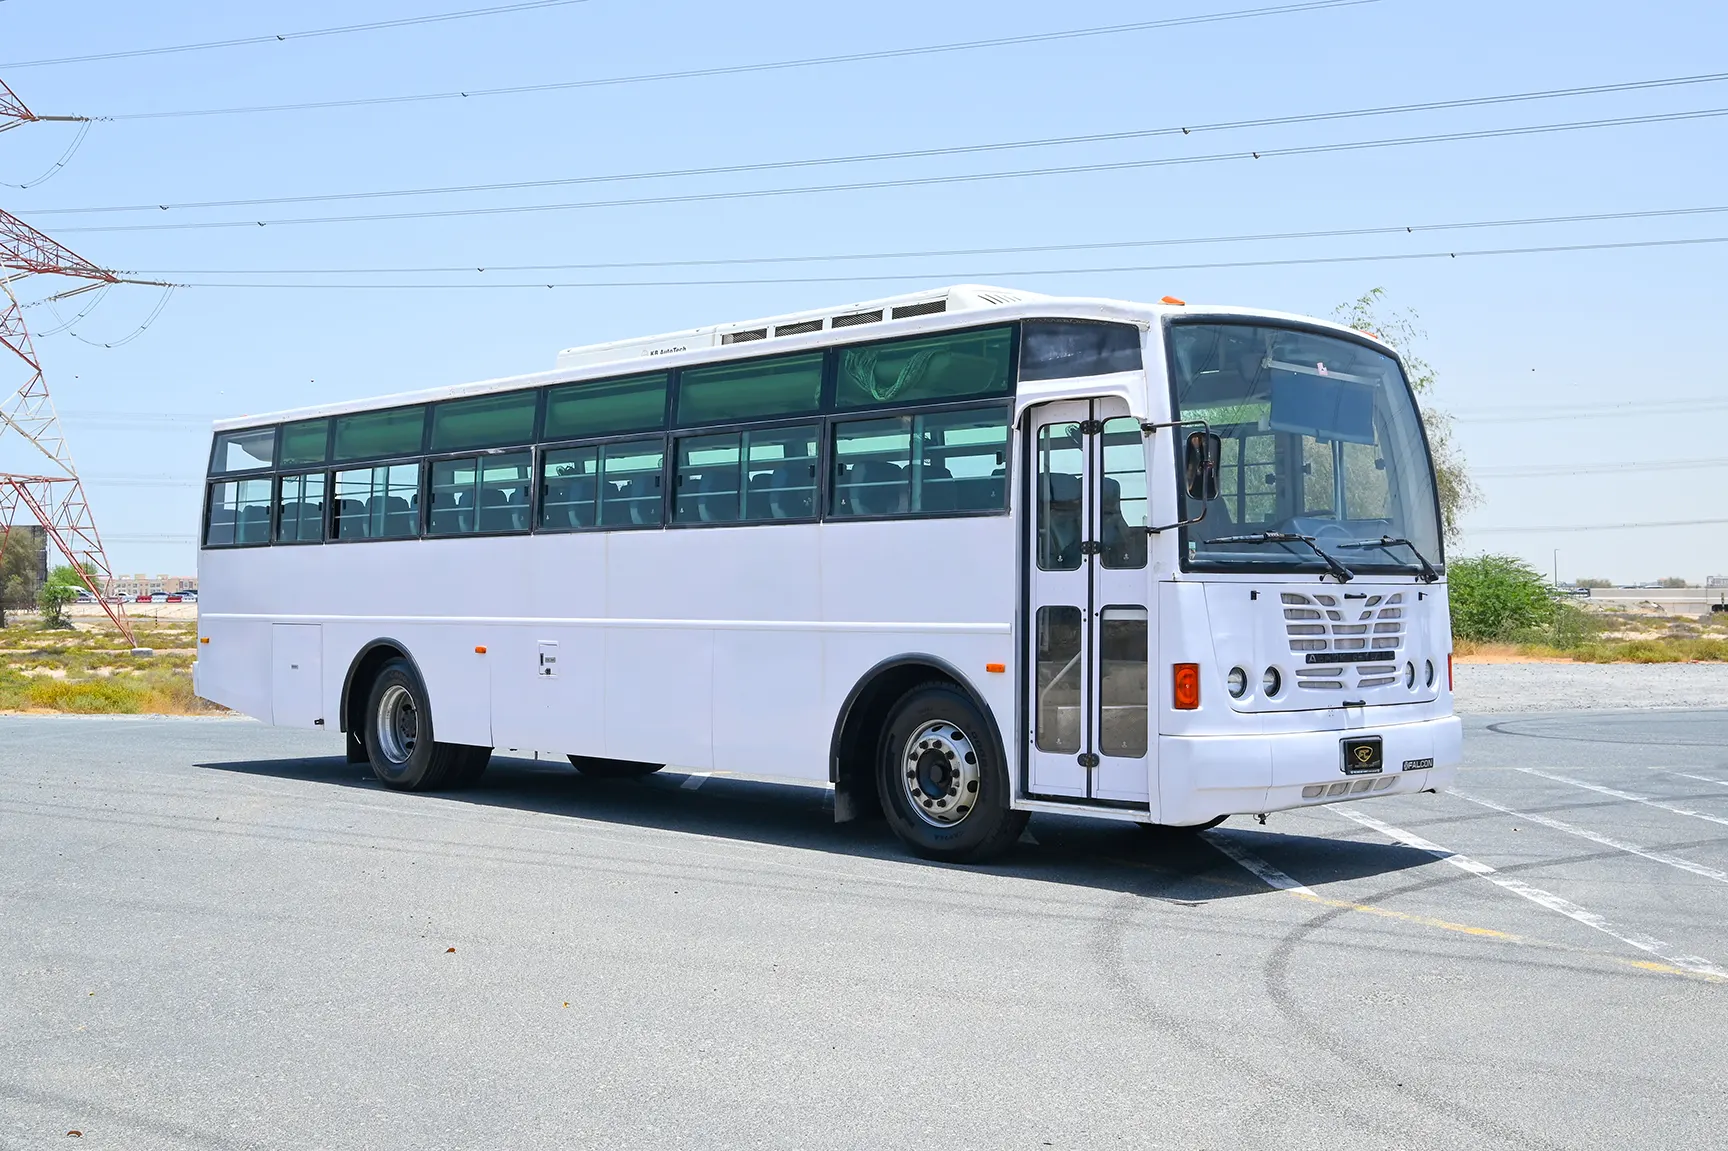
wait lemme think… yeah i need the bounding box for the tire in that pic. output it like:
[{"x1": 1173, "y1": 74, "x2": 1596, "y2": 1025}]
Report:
[
  {"x1": 568, "y1": 755, "x2": 664, "y2": 780},
  {"x1": 363, "y1": 657, "x2": 490, "y2": 791},
  {"x1": 876, "y1": 680, "x2": 1026, "y2": 863}
]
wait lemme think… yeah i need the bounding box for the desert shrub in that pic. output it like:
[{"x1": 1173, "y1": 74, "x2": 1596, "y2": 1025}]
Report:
[{"x1": 1448, "y1": 555, "x2": 1559, "y2": 642}]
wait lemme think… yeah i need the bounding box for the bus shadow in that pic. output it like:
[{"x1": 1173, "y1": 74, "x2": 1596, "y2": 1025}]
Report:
[{"x1": 195, "y1": 753, "x2": 1436, "y2": 902}]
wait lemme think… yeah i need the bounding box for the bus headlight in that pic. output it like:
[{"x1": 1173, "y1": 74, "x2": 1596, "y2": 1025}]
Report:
[
  {"x1": 1227, "y1": 667, "x2": 1248, "y2": 698},
  {"x1": 1405, "y1": 661, "x2": 1417, "y2": 690},
  {"x1": 1262, "y1": 667, "x2": 1282, "y2": 698},
  {"x1": 1425, "y1": 660, "x2": 1436, "y2": 688}
]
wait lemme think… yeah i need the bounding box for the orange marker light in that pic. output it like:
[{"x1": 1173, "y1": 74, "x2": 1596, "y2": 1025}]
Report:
[
  {"x1": 1447, "y1": 653, "x2": 1453, "y2": 692},
  {"x1": 199, "y1": 636, "x2": 210, "y2": 644},
  {"x1": 1173, "y1": 663, "x2": 1201, "y2": 710},
  {"x1": 985, "y1": 662, "x2": 1006, "y2": 674},
  {"x1": 1161, "y1": 295, "x2": 1186, "y2": 306},
  {"x1": 474, "y1": 646, "x2": 488, "y2": 655}
]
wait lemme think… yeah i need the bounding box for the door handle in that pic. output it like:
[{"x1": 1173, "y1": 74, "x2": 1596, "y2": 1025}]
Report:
[{"x1": 1077, "y1": 753, "x2": 1100, "y2": 768}]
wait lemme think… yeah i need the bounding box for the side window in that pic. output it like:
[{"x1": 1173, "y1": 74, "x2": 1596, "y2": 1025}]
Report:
[
  {"x1": 1099, "y1": 417, "x2": 1147, "y2": 569},
  {"x1": 1019, "y1": 321, "x2": 1143, "y2": 382},
  {"x1": 834, "y1": 327, "x2": 1012, "y2": 409},
  {"x1": 334, "y1": 463, "x2": 421, "y2": 540},
  {"x1": 831, "y1": 406, "x2": 1009, "y2": 518},
  {"x1": 333, "y1": 406, "x2": 426, "y2": 463},
  {"x1": 209, "y1": 428, "x2": 275, "y2": 474},
  {"x1": 278, "y1": 419, "x2": 329, "y2": 468},
  {"x1": 673, "y1": 433, "x2": 742, "y2": 524},
  {"x1": 675, "y1": 353, "x2": 822, "y2": 426},
  {"x1": 206, "y1": 479, "x2": 272, "y2": 546},
  {"x1": 1035, "y1": 422, "x2": 1085, "y2": 570},
  {"x1": 598, "y1": 439, "x2": 665, "y2": 527},
  {"x1": 429, "y1": 452, "x2": 531, "y2": 536},
  {"x1": 430, "y1": 391, "x2": 536, "y2": 452},
  {"x1": 544, "y1": 372, "x2": 668, "y2": 440},
  {"x1": 275, "y1": 472, "x2": 327, "y2": 542},
  {"x1": 540, "y1": 446, "x2": 599, "y2": 530},
  {"x1": 744, "y1": 424, "x2": 819, "y2": 521}
]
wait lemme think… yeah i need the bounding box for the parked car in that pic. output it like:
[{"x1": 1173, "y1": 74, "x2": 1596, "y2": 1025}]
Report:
[
  {"x1": 134, "y1": 594, "x2": 151, "y2": 603},
  {"x1": 1566, "y1": 586, "x2": 1592, "y2": 597},
  {"x1": 149, "y1": 592, "x2": 168, "y2": 604}
]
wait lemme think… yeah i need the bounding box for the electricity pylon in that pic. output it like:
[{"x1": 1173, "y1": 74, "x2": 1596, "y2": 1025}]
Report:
[{"x1": 2, "y1": 84, "x2": 137, "y2": 643}]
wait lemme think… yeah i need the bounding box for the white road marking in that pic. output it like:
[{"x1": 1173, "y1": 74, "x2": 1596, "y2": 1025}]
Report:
[
  {"x1": 1519, "y1": 768, "x2": 1728, "y2": 829},
  {"x1": 680, "y1": 773, "x2": 712, "y2": 791},
  {"x1": 1677, "y1": 772, "x2": 1728, "y2": 788},
  {"x1": 1451, "y1": 788, "x2": 1728, "y2": 887},
  {"x1": 1332, "y1": 807, "x2": 1728, "y2": 980},
  {"x1": 1201, "y1": 831, "x2": 1318, "y2": 896}
]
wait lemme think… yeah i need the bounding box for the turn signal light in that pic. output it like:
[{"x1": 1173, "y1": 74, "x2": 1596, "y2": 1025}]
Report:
[
  {"x1": 985, "y1": 662, "x2": 1006, "y2": 674},
  {"x1": 1173, "y1": 663, "x2": 1201, "y2": 710},
  {"x1": 1161, "y1": 295, "x2": 1187, "y2": 306},
  {"x1": 1447, "y1": 653, "x2": 1453, "y2": 691}
]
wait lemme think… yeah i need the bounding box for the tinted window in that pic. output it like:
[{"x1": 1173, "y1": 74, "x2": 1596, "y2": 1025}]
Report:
[
  {"x1": 543, "y1": 439, "x2": 666, "y2": 529},
  {"x1": 428, "y1": 452, "x2": 532, "y2": 535},
  {"x1": 334, "y1": 463, "x2": 421, "y2": 540},
  {"x1": 830, "y1": 405, "x2": 1008, "y2": 518},
  {"x1": 545, "y1": 372, "x2": 668, "y2": 440},
  {"x1": 205, "y1": 479, "x2": 272, "y2": 545},
  {"x1": 279, "y1": 419, "x2": 329, "y2": 467},
  {"x1": 275, "y1": 472, "x2": 326, "y2": 542},
  {"x1": 676, "y1": 353, "x2": 822, "y2": 426},
  {"x1": 210, "y1": 428, "x2": 275, "y2": 474},
  {"x1": 673, "y1": 433, "x2": 742, "y2": 524},
  {"x1": 430, "y1": 391, "x2": 536, "y2": 452},
  {"x1": 333, "y1": 407, "x2": 425, "y2": 462},
  {"x1": 835, "y1": 327, "x2": 1012, "y2": 409},
  {"x1": 1020, "y1": 321, "x2": 1143, "y2": 381}
]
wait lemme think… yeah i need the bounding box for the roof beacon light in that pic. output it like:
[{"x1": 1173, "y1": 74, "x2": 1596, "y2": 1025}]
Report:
[{"x1": 1161, "y1": 296, "x2": 1187, "y2": 306}]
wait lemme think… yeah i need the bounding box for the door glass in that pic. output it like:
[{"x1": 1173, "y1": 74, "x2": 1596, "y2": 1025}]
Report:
[
  {"x1": 1035, "y1": 606, "x2": 1083, "y2": 753},
  {"x1": 1097, "y1": 607, "x2": 1149, "y2": 758},
  {"x1": 1099, "y1": 417, "x2": 1147, "y2": 569},
  {"x1": 1036, "y1": 423, "x2": 1085, "y2": 570}
]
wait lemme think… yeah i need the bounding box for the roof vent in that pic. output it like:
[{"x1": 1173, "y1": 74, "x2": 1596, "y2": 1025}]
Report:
[
  {"x1": 721, "y1": 328, "x2": 768, "y2": 344},
  {"x1": 975, "y1": 291, "x2": 1024, "y2": 306},
  {"x1": 890, "y1": 299, "x2": 947, "y2": 319},
  {"x1": 831, "y1": 309, "x2": 884, "y2": 328},
  {"x1": 774, "y1": 319, "x2": 824, "y2": 336}
]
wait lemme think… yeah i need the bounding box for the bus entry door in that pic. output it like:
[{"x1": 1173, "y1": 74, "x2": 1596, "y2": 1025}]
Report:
[{"x1": 1025, "y1": 400, "x2": 1153, "y2": 807}]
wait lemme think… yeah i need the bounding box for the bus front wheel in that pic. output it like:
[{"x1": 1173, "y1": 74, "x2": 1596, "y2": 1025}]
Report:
[
  {"x1": 876, "y1": 681, "x2": 1026, "y2": 863},
  {"x1": 364, "y1": 657, "x2": 491, "y2": 791}
]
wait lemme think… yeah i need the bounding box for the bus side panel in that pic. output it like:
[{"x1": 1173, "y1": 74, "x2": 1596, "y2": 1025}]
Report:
[
  {"x1": 604, "y1": 627, "x2": 713, "y2": 768},
  {"x1": 412, "y1": 624, "x2": 494, "y2": 748},
  {"x1": 194, "y1": 617, "x2": 273, "y2": 723},
  {"x1": 712, "y1": 630, "x2": 825, "y2": 777},
  {"x1": 488, "y1": 624, "x2": 606, "y2": 758}
]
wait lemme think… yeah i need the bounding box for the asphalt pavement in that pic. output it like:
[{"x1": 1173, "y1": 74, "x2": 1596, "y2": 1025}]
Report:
[{"x1": 3, "y1": 710, "x2": 1726, "y2": 1150}]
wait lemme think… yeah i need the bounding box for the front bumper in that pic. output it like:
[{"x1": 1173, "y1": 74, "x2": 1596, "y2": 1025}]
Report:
[{"x1": 1157, "y1": 714, "x2": 1461, "y2": 826}]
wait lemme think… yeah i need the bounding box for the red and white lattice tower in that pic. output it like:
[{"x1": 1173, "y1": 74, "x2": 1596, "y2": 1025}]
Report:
[{"x1": 1, "y1": 200, "x2": 138, "y2": 643}]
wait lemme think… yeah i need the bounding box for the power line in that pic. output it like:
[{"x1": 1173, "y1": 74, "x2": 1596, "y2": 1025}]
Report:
[
  {"x1": 146, "y1": 234, "x2": 1728, "y2": 290},
  {"x1": 86, "y1": 0, "x2": 1374, "y2": 119},
  {"x1": 1454, "y1": 394, "x2": 1728, "y2": 422},
  {"x1": 118, "y1": 203, "x2": 1728, "y2": 276},
  {"x1": 35, "y1": 72, "x2": 1728, "y2": 219},
  {"x1": 47, "y1": 107, "x2": 1728, "y2": 235},
  {"x1": 1471, "y1": 518, "x2": 1728, "y2": 534},
  {"x1": 1476, "y1": 458, "x2": 1728, "y2": 477},
  {"x1": 0, "y1": 0, "x2": 595, "y2": 70}
]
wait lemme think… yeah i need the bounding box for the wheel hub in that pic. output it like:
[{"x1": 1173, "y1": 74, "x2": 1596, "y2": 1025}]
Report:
[
  {"x1": 376, "y1": 683, "x2": 418, "y2": 764},
  {"x1": 900, "y1": 720, "x2": 982, "y2": 827}
]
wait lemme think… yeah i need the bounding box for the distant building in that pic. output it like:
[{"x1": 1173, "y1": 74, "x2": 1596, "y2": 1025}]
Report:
[
  {"x1": 111, "y1": 573, "x2": 198, "y2": 597},
  {"x1": 1709, "y1": 576, "x2": 1728, "y2": 589},
  {"x1": 1, "y1": 524, "x2": 50, "y2": 603}
]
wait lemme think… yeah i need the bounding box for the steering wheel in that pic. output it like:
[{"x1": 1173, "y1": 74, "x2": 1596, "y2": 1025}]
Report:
[{"x1": 1312, "y1": 522, "x2": 1352, "y2": 544}]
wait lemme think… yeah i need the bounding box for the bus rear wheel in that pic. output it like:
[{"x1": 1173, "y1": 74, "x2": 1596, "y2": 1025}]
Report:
[
  {"x1": 876, "y1": 681, "x2": 1025, "y2": 863},
  {"x1": 364, "y1": 657, "x2": 491, "y2": 791},
  {"x1": 568, "y1": 755, "x2": 664, "y2": 780}
]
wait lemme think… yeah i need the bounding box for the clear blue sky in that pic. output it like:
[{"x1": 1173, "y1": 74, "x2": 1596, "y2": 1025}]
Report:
[{"x1": 3, "y1": 0, "x2": 1724, "y2": 583}]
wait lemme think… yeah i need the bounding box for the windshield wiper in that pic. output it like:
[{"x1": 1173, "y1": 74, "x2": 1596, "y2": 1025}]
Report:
[
  {"x1": 1338, "y1": 535, "x2": 1440, "y2": 583},
  {"x1": 1207, "y1": 532, "x2": 1356, "y2": 583}
]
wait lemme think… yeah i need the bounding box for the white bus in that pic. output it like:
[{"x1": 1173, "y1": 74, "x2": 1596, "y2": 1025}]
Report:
[{"x1": 196, "y1": 284, "x2": 1460, "y2": 861}]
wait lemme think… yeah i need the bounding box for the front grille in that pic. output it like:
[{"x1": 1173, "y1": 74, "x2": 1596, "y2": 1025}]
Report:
[{"x1": 1283, "y1": 592, "x2": 1407, "y2": 691}]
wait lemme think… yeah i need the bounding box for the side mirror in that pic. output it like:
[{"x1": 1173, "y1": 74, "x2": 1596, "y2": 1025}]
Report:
[{"x1": 1184, "y1": 431, "x2": 1221, "y2": 501}]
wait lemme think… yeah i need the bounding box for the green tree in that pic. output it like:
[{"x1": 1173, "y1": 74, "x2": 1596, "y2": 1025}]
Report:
[
  {"x1": 1657, "y1": 577, "x2": 1692, "y2": 588},
  {"x1": 1333, "y1": 289, "x2": 1480, "y2": 547},
  {"x1": 1575, "y1": 577, "x2": 1612, "y2": 589},
  {"x1": 0, "y1": 531, "x2": 41, "y2": 628},
  {"x1": 1447, "y1": 555, "x2": 1558, "y2": 642},
  {"x1": 37, "y1": 562, "x2": 93, "y2": 630}
]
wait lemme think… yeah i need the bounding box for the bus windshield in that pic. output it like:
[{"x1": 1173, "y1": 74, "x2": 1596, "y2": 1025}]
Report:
[{"x1": 1169, "y1": 320, "x2": 1442, "y2": 574}]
